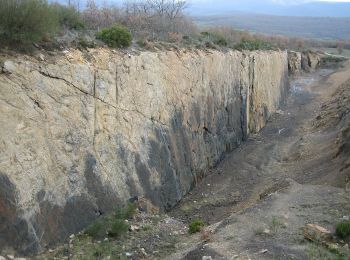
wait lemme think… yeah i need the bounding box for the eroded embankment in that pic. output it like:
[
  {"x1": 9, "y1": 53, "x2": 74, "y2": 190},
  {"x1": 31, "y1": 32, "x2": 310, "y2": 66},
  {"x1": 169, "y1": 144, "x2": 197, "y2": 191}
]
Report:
[{"x1": 0, "y1": 49, "x2": 293, "y2": 254}]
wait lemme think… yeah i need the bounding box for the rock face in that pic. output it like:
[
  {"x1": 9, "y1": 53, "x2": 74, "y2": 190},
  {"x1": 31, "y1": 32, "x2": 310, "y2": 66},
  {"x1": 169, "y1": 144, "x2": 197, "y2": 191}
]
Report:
[
  {"x1": 301, "y1": 51, "x2": 322, "y2": 72},
  {"x1": 288, "y1": 51, "x2": 302, "y2": 75},
  {"x1": 0, "y1": 49, "x2": 289, "y2": 255}
]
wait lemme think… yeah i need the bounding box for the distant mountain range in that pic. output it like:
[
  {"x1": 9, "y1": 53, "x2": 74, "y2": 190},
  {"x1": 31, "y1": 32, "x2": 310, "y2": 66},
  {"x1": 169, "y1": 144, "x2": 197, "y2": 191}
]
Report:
[
  {"x1": 187, "y1": 0, "x2": 350, "y2": 17},
  {"x1": 194, "y1": 13, "x2": 350, "y2": 40},
  {"x1": 54, "y1": 0, "x2": 350, "y2": 17}
]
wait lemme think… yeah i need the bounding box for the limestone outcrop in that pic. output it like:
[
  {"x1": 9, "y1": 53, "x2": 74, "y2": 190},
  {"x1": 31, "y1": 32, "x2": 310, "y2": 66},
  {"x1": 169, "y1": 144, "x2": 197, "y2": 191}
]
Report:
[
  {"x1": 0, "y1": 49, "x2": 289, "y2": 254},
  {"x1": 301, "y1": 50, "x2": 323, "y2": 72},
  {"x1": 288, "y1": 51, "x2": 302, "y2": 74}
]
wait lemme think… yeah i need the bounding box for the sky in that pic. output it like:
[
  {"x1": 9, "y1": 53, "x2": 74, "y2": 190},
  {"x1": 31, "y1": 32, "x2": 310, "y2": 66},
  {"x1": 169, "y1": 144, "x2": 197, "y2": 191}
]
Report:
[{"x1": 189, "y1": 0, "x2": 350, "y2": 2}]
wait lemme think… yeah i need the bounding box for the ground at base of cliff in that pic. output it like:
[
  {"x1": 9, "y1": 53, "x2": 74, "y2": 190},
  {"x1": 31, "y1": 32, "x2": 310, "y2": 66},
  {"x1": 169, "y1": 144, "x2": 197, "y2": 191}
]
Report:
[
  {"x1": 17, "y1": 62, "x2": 350, "y2": 260},
  {"x1": 33, "y1": 182, "x2": 350, "y2": 260},
  {"x1": 32, "y1": 182, "x2": 350, "y2": 260}
]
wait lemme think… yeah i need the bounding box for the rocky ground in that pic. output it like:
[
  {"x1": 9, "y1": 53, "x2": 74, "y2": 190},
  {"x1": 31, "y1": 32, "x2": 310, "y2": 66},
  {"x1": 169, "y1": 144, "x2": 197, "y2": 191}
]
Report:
[{"x1": 3, "y1": 60, "x2": 350, "y2": 260}]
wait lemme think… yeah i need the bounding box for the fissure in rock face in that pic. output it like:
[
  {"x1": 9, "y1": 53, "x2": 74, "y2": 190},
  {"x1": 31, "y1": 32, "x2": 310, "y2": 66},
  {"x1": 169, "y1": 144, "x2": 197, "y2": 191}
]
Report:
[{"x1": 0, "y1": 49, "x2": 307, "y2": 255}]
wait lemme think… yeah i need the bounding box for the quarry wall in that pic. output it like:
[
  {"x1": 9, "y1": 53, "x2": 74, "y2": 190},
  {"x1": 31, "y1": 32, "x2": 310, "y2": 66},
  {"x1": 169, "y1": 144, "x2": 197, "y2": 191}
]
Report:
[{"x1": 0, "y1": 49, "x2": 293, "y2": 254}]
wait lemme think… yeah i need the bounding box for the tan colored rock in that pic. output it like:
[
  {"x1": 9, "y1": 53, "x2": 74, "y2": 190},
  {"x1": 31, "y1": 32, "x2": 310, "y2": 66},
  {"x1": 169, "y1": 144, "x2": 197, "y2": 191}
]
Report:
[
  {"x1": 288, "y1": 51, "x2": 302, "y2": 75},
  {"x1": 303, "y1": 224, "x2": 333, "y2": 243},
  {"x1": 301, "y1": 51, "x2": 323, "y2": 72},
  {"x1": 0, "y1": 48, "x2": 289, "y2": 254}
]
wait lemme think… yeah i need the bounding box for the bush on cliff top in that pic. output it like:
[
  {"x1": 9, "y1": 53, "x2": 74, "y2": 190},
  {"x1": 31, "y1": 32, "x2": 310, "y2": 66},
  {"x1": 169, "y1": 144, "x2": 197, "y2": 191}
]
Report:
[
  {"x1": 235, "y1": 39, "x2": 273, "y2": 51},
  {"x1": 96, "y1": 25, "x2": 132, "y2": 48},
  {"x1": 0, "y1": 0, "x2": 58, "y2": 47},
  {"x1": 200, "y1": 31, "x2": 228, "y2": 47},
  {"x1": 0, "y1": 0, "x2": 85, "y2": 49}
]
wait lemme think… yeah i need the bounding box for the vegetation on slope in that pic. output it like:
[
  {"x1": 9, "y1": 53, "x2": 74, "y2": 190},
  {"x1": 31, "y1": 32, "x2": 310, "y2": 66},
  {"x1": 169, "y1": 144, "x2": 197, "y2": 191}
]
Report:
[
  {"x1": 0, "y1": 0, "x2": 349, "y2": 54},
  {"x1": 0, "y1": 0, "x2": 58, "y2": 47},
  {"x1": 96, "y1": 24, "x2": 132, "y2": 48}
]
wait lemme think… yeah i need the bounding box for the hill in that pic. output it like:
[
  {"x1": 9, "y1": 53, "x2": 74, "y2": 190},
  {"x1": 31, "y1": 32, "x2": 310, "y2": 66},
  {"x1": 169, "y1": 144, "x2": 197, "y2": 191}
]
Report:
[
  {"x1": 194, "y1": 13, "x2": 350, "y2": 40},
  {"x1": 187, "y1": 0, "x2": 350, "y2": 17}
]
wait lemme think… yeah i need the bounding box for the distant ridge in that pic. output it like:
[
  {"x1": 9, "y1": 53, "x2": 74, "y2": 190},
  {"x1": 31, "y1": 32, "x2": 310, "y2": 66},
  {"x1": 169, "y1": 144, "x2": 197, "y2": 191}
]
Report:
[
  {"x1": 194, "y1": 13, "x2": 350, "y2": 40},
  {"x1": 187, "y1": 0, "x2": 350, "y2": 17}
]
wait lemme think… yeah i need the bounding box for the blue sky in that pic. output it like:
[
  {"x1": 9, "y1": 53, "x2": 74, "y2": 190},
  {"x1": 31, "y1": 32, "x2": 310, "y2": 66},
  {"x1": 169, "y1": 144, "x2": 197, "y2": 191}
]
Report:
[
  {"x1": 187, "y1": 0, "x2": 350, "y2": 3},
  {"x1": 189, "y1": 0, "x2": 350, "y2": 2}
]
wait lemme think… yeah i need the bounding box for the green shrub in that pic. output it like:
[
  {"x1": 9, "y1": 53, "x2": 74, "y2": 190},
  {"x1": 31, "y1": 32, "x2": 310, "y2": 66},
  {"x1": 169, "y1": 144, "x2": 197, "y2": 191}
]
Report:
[
  {"x1": 115, "y1": 203, "x2": 137, "y2": 220},
  {"x1": 85, "y1": 220, "x2": 107, "y2": 239},
  {"x1": 215, "y1": 36, "x2": 228, "y2": 46},
  {"x1": 200, "y1": 31, "x2": 228, "y2": 47},
  {"x1": 189, "y1": 219, "x2": 205, "y2": 234},
  {"x1": 0, "y1": 0, "x2": 58, "y2": 47},
  {"x1": 235, "y1": 39, "x2": 273, "y2": 51},
  {"x1": 108, "y1": 219, "x2": 129, "y2": 238},
  {"x1": 85, "y1": 204, "x2": 137, "y2": 240},
  {"x1": 96, "y1": 25, "x2": 132, "y2": 48},
  {"x1": 78, "y1": 36, "x2": 95, "y2": 49},
  {"x1": 335, "y1": 221, "x2": 350, "y2": 239}
]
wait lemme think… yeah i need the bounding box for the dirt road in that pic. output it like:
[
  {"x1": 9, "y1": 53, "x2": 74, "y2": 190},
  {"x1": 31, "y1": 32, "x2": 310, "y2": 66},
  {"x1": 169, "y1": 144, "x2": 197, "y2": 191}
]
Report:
[{"x1": 167, "y1": 62, "x2": 350, "y2": 259}]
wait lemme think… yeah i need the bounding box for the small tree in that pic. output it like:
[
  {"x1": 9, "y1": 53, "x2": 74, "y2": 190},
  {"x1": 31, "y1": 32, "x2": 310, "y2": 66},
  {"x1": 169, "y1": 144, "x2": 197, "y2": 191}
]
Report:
[
  {"x1": 83, "y1": 0, "x2": 122, "y2": 30},
  {"x1": 123, "y1": 0, "x2": 193, "y2": 41},
  {"x1": 0, "y1": 0, "x2": 58, "y2": 47}
]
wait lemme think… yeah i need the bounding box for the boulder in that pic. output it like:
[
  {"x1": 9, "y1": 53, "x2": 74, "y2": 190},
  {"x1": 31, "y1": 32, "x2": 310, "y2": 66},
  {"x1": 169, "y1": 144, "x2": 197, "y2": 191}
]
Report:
[
  {"x1": 288, "y1": 51, "x2": 302, "y2": 75},
  {"x1": 303, "y1": 224, "x2": 333, "y2": 243}
]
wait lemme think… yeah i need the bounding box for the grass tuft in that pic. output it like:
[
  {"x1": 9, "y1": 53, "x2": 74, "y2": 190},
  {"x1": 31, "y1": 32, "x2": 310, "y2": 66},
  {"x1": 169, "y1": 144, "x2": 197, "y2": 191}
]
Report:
[
  {"x1": 189, "y1": 219, "x2": 205, "y2": 234},
  {"x1": 115, "y1": 203, "x2": 137, "y2": 220},
  {"x1": 335, "y1": 221, "x2": 350, "y2": 239},
  {"x1": 108, "y1": 219, "x2": 129, "y2": 238},
  {"x1": 85, "y1": 203, "x2": 137, "y2": 240},
  {"x1": 85, "y1": 220, "x2": 107, "y2": 239}
]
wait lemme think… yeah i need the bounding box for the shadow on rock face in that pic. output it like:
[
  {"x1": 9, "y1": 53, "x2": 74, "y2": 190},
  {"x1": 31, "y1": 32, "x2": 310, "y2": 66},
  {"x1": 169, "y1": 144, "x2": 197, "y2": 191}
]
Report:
[
  {"x1": 33, "y1": 194, "x2": 98, "y2": 251},
  {"x1": 0, "y1": 173, "x2": 36, "y2": 255},
  {"x1": 0, "y1": 153, "x2": 125, "y2": 255},
  {"x1": 132, "y1": 103, "x2": 244, "y2": 211},
  {"x1": 84, "y1": 153, "x2": 121, "y2": 214}
]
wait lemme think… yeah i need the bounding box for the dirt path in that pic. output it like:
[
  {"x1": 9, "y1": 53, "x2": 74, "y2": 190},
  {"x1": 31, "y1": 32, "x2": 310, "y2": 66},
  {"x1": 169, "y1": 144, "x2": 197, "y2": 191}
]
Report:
[{"x1": 166, "y1": 62, "x2": 350, "y2": 259}]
